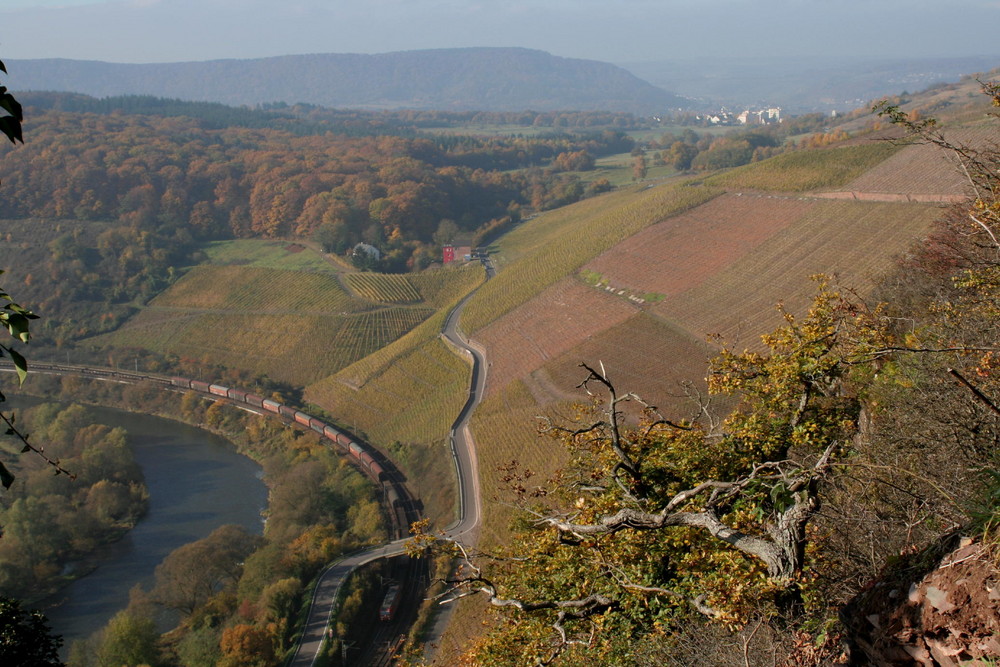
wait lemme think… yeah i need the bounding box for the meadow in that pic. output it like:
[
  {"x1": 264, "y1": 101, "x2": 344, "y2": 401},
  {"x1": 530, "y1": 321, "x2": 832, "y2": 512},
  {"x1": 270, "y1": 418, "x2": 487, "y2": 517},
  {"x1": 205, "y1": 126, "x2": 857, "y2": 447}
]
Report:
[
  {"x1": 581, "y1": 151, "x2": 677, "y2": 186},
  {"x1": 199, "y1": 239, "x2": 338, "y2": 273},
  {"x1": 149, "y1": 265, "x2": 363, "y2": 313}
]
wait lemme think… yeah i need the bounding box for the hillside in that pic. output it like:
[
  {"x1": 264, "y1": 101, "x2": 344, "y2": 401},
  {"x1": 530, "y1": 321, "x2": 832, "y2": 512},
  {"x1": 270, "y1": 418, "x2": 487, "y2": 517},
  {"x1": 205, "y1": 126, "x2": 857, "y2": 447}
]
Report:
[
  {"x1": 419, "y1": 80, "x2": 1000, "y2": 664},
  {"x1": 9, "y1": 48, "x2": 688, "y2": 114},
  {"x1": 2, "y1": 68, "x2": 997, "y2": 665}
]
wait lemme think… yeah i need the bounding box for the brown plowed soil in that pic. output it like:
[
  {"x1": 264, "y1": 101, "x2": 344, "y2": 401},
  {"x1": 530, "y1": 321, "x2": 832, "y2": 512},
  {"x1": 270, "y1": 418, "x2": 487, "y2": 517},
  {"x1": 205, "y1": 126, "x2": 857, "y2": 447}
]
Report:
[
  {"x1": 582, "y1": 193, "x2": 814, "y2": 298},
  {"x1": 476, "y1": 277, "x2": 637, "y2": 398}
]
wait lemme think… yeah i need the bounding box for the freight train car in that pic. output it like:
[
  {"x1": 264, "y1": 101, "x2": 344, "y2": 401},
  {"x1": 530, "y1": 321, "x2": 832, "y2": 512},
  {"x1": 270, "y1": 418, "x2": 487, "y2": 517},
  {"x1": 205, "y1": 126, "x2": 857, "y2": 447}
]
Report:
[
  {"x1": 244, "y1": 393, "x2": 264, "y2": 408},
  {"x1": 227, "y1": 387, "x2": 248, "y2": 402},
  {"x1": 323, "y1": 425, "x2": 342, "y2": 444}
]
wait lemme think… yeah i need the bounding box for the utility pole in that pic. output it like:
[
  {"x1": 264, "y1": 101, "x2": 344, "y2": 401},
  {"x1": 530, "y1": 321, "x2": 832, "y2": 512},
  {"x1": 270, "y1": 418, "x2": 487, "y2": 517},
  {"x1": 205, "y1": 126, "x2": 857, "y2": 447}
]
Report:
[{"x1": 340, "y1": 639, "x2": 356, "y2": 665}]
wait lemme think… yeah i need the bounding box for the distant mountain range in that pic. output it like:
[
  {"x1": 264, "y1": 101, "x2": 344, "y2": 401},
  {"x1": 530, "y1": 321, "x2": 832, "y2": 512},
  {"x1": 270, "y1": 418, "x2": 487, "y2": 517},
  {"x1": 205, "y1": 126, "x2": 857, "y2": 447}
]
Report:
[
  {"x1": 8, "y1": 48, "x2": 689, "y2": 115},
  {"x1": 622, "y1": 55, "x2": 1000, "y2": 113}
]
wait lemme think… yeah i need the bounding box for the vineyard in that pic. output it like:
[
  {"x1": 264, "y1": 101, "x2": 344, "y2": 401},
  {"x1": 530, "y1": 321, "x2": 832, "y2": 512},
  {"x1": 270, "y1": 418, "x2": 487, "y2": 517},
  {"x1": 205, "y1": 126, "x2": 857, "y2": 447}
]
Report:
[
  {"x1": 408, "y1": 263, "x2": 485, "y2": 308},
  {"x1": 90, "y1": 312, "x2": 350, "y2": 383},
  {"x1": 92, "y1": 302, "x2": 432, "y2": 384},
  {"x1": 837, "y1": 126, "x2": 997, "y2": 197},
  {"x1": 582, "y1": 193, "x2": 815, "y2": 299},
  {"x1": 151, "y1": 265, "x2": 364, "y2": 313},
  {"x1": 476, "y1": 277, "x2": 637, "y2": 398},
  {"x1": 541, "y1": 311, "x2": 720, "y2": 419},
  {"x1": 704, "y1": 143, "x2": 901, "y2": 193},
  {"x1": 460, "y1": 181, "x2": 721, "y2": 333},
  {"x1": 325, "y1": 305, "x2": 453, "y2": 391},
  {"x1": 335, "y1": 308, "x2": 436, "y2": 365},
  {"x1": 654, "y1": 199, "x2": 945, "y2": 347},
  {"x1": 469, "y1": 379, "x2": 574, "y2": 546},
  {"x1": 343, "y1": 272, "x2": 422, "y2": 304},
  {"x1": 305, "y1": 337, "x2": 470, "y2": 525}
]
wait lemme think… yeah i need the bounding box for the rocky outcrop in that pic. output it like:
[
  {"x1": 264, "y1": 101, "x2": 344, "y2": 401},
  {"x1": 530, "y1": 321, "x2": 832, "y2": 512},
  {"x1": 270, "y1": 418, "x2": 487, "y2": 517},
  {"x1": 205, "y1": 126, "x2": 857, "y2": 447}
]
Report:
[{"x1": 843, "y1": 537, "x2": 1000, "y2": 666}]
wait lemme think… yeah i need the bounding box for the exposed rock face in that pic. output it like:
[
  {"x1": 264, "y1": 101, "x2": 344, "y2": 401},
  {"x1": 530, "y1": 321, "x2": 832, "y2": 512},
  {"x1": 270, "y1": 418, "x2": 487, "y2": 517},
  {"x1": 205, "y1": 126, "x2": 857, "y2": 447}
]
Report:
[{"x1": 843, "y1": 537, "x2": 1000, "y2": 666}]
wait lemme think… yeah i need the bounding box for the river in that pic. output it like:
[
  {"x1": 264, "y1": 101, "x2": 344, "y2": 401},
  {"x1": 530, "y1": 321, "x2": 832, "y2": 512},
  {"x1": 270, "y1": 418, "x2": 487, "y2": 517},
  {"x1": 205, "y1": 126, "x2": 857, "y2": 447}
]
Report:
[{"x1": 31, "y1": 406, "x2": 268, "y2": 646}]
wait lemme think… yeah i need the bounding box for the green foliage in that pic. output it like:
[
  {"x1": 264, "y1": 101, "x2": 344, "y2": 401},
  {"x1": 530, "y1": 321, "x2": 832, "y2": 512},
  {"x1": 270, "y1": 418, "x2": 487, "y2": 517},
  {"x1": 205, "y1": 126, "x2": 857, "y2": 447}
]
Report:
[
  {"x1": 0, "y1": 595, "x2": 62, "y2": 666},
  {"x1": 95, "y1": 610, "x2": 159, "y2": 667},
  {"x1": 0, "y1": 60, "x2": 23, "y2": 147},
  {"x1": 0, "y1": 404, "x2": 148, "y2": 600},
  {"x1": 150, "y1": 524, "x2": 263, "y2": 615},
  {"x1": 175, "y1": 626, "x2": 221, "y2": 667}
]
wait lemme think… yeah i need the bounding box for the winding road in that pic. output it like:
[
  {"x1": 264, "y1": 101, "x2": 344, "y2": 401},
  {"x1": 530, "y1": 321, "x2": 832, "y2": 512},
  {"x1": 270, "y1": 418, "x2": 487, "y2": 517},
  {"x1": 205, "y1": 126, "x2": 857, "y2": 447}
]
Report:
[
  {"x1": 288, "y1": 257, "x2": 493, "y2": 666},
  {"x1": 3, "y1": 258, "x2": 495, "y2": 666}
]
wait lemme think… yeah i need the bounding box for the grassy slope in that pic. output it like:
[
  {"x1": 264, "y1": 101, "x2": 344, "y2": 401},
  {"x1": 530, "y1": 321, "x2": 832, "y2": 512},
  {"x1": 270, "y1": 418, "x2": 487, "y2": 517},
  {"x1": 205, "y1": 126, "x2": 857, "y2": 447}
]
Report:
[
  {"x1": 307, "y1": 337, "x2": 470, "y2": 526},
  {"x1": 200, "y1": 239, "x2": 338, "y2": 272},
  {"x1": 303, "y1": 263, "x2": 485, "y2": 525},
  {"x1": 704, "y1": 143, "x2": 902, "y2": 192},
  {"x1": 88, "y1": 242, "x2": 474, "y2": 387}
]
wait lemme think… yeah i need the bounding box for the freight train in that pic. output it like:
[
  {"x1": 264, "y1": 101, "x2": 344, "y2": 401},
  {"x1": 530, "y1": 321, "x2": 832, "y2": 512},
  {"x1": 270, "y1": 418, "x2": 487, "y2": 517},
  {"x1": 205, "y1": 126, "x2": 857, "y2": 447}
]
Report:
[
  {"x1": 379, "y1": 584, "x2": 402, "y2": 622},
  {"x1": 15, "y1": 363, "x2": 412, "y2": 539}
]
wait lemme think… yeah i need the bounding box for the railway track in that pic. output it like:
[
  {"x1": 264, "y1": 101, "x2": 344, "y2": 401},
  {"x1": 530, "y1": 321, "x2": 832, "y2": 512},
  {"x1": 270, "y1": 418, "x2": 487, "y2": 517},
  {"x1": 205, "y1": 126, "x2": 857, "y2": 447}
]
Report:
[{"x1": 9, "y1": 253, "x2": 494, "y2": 665}]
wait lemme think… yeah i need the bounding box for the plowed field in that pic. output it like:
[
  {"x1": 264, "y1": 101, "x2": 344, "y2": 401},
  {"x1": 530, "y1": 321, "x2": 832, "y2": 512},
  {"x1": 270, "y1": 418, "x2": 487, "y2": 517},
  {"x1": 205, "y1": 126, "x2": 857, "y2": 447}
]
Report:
[
  {"x1": 582, "y1": 194, "x2": 814, "y2": 298},
  {"x1": 839, "y1": 126, "x2": 995, "y2": 198},
  {"x1": 540, "y1": 311, "x2": 718, "y2": 417},
  {"x1": 476, "y1": 277, "x2": 638, "y2": 398},
  {"x1": 654, "y1": 199, "x2": 945, "y2": 347}
]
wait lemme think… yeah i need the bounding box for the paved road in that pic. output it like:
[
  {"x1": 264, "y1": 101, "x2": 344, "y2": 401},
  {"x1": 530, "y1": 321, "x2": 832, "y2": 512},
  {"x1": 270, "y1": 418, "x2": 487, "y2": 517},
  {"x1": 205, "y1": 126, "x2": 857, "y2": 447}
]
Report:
[
  {"x1": 289, "y1": 258, "x2": 493, "y2": 665},
  {"x1": 289, "y1": 539, "x2": 411, "y2": 665}
]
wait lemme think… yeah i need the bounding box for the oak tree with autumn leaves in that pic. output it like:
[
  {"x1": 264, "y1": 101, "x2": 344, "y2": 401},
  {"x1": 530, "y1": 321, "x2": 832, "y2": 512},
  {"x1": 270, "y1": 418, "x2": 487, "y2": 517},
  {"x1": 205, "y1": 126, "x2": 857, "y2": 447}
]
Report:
[{"x1": 414, "y1": 279, "x2": 890, "y2": 665}]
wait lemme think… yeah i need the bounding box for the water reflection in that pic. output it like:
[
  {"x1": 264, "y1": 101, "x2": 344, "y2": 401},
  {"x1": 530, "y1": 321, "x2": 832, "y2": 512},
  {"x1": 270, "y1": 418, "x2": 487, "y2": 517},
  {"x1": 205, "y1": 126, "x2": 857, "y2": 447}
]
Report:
[{"x1": 33, "y1": 407, "x2": 267, "y2": 646}]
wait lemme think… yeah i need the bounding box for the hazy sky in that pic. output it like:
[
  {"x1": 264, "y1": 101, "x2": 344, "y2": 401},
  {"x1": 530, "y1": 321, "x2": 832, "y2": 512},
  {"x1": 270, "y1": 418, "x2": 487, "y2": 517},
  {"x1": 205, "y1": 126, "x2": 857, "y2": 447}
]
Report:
[{"x1": 1, "y1": 0, "x2": 998, "y2": 65}]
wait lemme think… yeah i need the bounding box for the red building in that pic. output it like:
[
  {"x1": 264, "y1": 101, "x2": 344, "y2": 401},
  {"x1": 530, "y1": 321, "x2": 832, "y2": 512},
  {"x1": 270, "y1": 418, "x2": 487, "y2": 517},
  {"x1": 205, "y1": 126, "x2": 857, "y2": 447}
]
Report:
[{"x1": 442, "y1": 245, "x2": 455, "y2": 263}]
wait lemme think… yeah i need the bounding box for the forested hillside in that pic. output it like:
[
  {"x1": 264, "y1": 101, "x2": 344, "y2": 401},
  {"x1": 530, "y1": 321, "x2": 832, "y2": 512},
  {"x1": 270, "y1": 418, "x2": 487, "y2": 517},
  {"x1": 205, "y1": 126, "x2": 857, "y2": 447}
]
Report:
[
  {"x1": 10, "y1": 48, "x2": 689, "y2": 114},
  {"x1": 0, "y1": 102, "x2": 637, "y2": 348}
]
